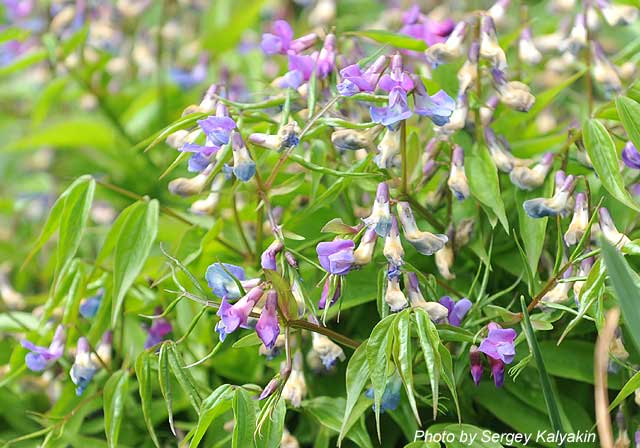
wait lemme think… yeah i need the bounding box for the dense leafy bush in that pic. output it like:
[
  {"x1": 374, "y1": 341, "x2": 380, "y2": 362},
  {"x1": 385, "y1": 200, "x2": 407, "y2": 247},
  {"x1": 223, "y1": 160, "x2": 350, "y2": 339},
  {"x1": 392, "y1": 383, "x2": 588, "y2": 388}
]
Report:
[{"x1": 2, "y1": 0, "x2": 640, "y2": 447}]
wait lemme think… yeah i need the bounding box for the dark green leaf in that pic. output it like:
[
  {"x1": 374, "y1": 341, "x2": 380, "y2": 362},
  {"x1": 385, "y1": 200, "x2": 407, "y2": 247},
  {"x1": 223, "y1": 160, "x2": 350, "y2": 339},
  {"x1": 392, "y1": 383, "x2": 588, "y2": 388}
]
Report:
[
  {"x1": 414, "y1": 309, "x2": 441, "y2": 419},
  {"x1": 339, "y1": 343, "x2": 369, "y2": 445},
  {"x1": 135, "y1": 351, "x2": 160, "y2": 448},
  {"x1": 103, "y1": 370, "x2": 129, "y2": 448},
  {"x1": 232, "y1": 388, "x2": 257, "y2": 448},
  {"x1": 191, "y1": 384, "x2": 234, "y2": 447}
]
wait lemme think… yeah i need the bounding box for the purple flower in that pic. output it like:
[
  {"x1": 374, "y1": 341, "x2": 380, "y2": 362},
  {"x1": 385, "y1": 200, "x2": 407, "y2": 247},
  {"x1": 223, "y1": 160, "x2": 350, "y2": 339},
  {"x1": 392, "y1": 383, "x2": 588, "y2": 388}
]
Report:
[
  {"x1": 4, "y1": 0, "x2": 33, "y2": 19},
  {"x1": 439, "y1": 296, "x2": 472, "y2": 327},
  {"x1": 206, "y1": 263, "x2": 246, "y2": 299},
  {"x1": 413, "y1": 78, "x2": 455, "y2": 126},
  {"x1": 316, "y1": 34, "x2": 336, "y2": 78},
  {"x1": 319, "y1": 276, "x2": 342, "y2": 309},
  {"x1": 256, "y1": 290, "x2": 280, "y2": 349},
  {"x1": 261, "y1": 20, "x2": 317, "y2": 55},
  {"x1": 181, "y1": 105, "x2": 236, "y2": 163},
  {"x1": 217, "y1": 287, "x2": 264, "y2": 338},
  {"x1": 261, "y1": 240, "x2": 284, "y2": 271},
  {"x1": 70, "y1": 337, "x2": 97, "y2": 395},
  {"x1": 488, "y1": 356, "x2": 506, "y2": 387},
  {"x1": 79, "y1": 289, "x2": 104, "y2": 319},
  {"x1": 622, "y1": 142, "x2": 640, "y2": 170},
  {"x1": 478, "y1": 322, "x2": 517, "y2": 364},
  {"x1": 363, "y1": 182, "x2": 391, "y2": 237},
  {"x1": 21, "y1": 325, "x2": 65, "y2": 372},
  {"x1": 377, "y1": 54, "x2": 414, "y2": 93},
  {"x1": 337, "y1": 55, "x2": 387, "y2": 96},
  {"x1": 229, "y1": 131, "x2": 256, "y2": 182},
  {"x1": 280, "y1": 53, "x2": 316, "y2": 89},
  {"x1": 469, "y1": 345, "x2": 483, "y2": 386},
  {"x1": 316, "y1": 239, "x2": 355, "y2": 275},
  {"x1": 400, "y1": 6, "x2": 455, "y2": 47},
  {"x1": 144, "y1": 310, "x2": 173, "y2": 349},
  {"x1": 370, "y1": 88, "x2": 413, "y2": 127},
  {"x1": 170, "y1": 55, "x2": 207, "y2": 90}
]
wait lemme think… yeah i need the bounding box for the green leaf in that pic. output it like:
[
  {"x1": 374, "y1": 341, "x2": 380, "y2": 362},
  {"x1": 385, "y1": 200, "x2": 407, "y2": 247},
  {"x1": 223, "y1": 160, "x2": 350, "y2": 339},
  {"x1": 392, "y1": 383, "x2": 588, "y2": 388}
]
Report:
[
  {"x1": 111, "y1": 200, "x2": 159, "y2": 327},
  {"x1": 158, "y1": 342, "x2": 175, "y2": 435},
  {"x1": 339, "y1": 343, "x2": 369, "y2": 446},
  {"x1": 601, "y1": 238, "x2": 640, "y2": 353},
  {"x1": 520, "y1": 297, "x2": 566, "y2": 443},
  {"x1": 103, "y1": 370, "x2": 129, "y2": 448},
  {"x1": 609, "y1": 370, "x2": 640, "y2": 411},
  {"x1": 466, "y1": 144, "x2": 509, "y2": 232},
  {"x1": 135, "y1": 351, "x2": 160, "y2": 448},
  {"x1": 616, "y1": 96, "x2": 640, "y2": 152},
  {"x1": 232, "y1": 388, "x2": 257, "y2": 448},
  {"x1": 516, "y1": 181, "x2": 552, "y2": 275},
  {"x1": 167, "y1": 342, "x2": 203, "y2": 411},
  {"x1": 583, "y1": 119, "x2": 640, "y2": 212},
  {"x1": 394, "y1": 310, "x2": 420, "y2": 425},
  {"x1": 366, "y1": 314, "x2": 397, "y2": 440},
  {"x1": 255, "y1": 397, "x2": 286, "y2": 448},
  {"x1": 302, "y1": 396, "x2": 373, "y2": 448},
  {"x1": 232, "y1": 332, "x2": 263, "y2": 349},
  {"x1": 438, "y1": 344, "x2": 461, "y2": 421},
  {"x1": 0, "y1": 48, "x2": 47, "y2": 77},
  {"x1": 56, "y1": 175, "x2": 95, "y2": 284},
  {"x1": 414, "y1": 309, "x2": 441, "y2": 419},
  {"x1": 348, "y1": 30, "x2": 427, "y2": 51},
  {"x1": 191, "y1": 384, "x2": 234, "y2": 448}
]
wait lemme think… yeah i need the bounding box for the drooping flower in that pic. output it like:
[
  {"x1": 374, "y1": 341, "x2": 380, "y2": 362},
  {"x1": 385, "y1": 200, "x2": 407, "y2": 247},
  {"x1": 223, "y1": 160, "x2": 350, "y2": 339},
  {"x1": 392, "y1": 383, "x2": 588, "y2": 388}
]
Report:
[
  {"x1": 488, "y1": 0, "x2": 511, "y2": 24},
  {"x1": 316, "y1": 239, "x2": 355, "y2": 275},
  {"x1": 22, "y1": 325, "x2": 65, "y2": 372},
  {"x1": 261, "y1": 240, "x2": 284, "y2": 271},
  {"x1": 249, "y1": 120, "x2": 301, "y2": 152},
  {"x1": 523, "y1": 171, "x2": 575, "y2": 218},
  {"x1": 278, "y1": 34, "x2": 335, "y2": 89},
  {"x1": 622, "y1": 142, "x2": 640, "y2": 170},
  {"x1": 435, "y1": 93, "x2": 468, "y2": 135},
  {"x1": 492, "y1": 69, "x2": 535, "y2": 112},
  {"x1": 318, "y1": 276, "x2": 341, "y2": 309},
  {"x1": 425, "y1": 21, "x2": 467, "y2": 67},
  {"x1": 405, "y1": 272, "x2": 448, "y2": 322},
  {"x1": 435, "y1": 240, "x2": 456, "y2": 279},
  {"x1": 518, "y1": 27, "x2": 542, "y2": 65},
  {"x1": 564, "y1": 192, "x2": 589, "y2": 246},
  {"x1": 282, "y1": 350, "x2": 307, "y2": 407},
  {"x1": 353, "y1": 228, "x2": 378, "y2": 266},
  {"x1": 469, "y1": 345, "x2": 484, "y2": 386},
  {"x1": 383, "y1": 216, "x2": 405, "y2": 268},
  {"x1": 370, "y1": 54, "x2": 414, "y2": 126},
  {"x1": 70, "y1": 337, "x2": 98, "y2": 396},
  {"x1": 485, "y1": 127, "x2": 516, "y2": 173},
  {"x1": 488, "y1": 355, "x2": 506, "y2": 387},
  {"x1": 599, "y1": 207, "x2": 631, "y2": 249},
  {"x1": 541, "y1": 266, "x2": 574, "y2": 305},
  {"x1": 79, "y1": 289, "x2": 104, "y2": 319},
  {"x1": 447, "y1": 145, "x2": 470, "y2": 201},
  {"x1": 413, "y1": 78, "x2": 456, "y2": 126},
  {"x1": 260, "y1": 20, "x2": 317, "y2": 55},
  {"x1": 216, "y1": 287, "x2": 264, "y2": 340},
  {"x1": 168, "y1": 165, "x2": 212, "y2": 197},
  {"x1": 509, "y1": 152, "x2": 554, "y2": 190},
  {"x1": 93, "y1": 331, "x2": 112, "y2": 367},
  {"x1": 374, "y1": 126, "x2": 401, "y2": 168},
  {"x1": 439, "y1": 296, "x2": 472, "y2": 327},
  {"x1": 337, "y1": 55, "x2": 387, "y2": 96},
  {"x1": 365, "y1": 374, "x2": 402, "y2": 413},
  {"x1": 311, "y1": 331, "x2": 346, "y2": 369},
  {"x1": 144, "y1": 310, "x2": 172, "y2": 349},
  {"x1": 396, "y1": 202, "x2": 448, "y2": 255},
  {"x1": 229, "y1": 131, "x2": 256, "y2": 182},
  {"x1": 256, "y1": 290, "x2": 280, "y2": 350},
  {"x1": 384, "y1": 274, "x2": 408, "y2": 312},
  {"x1": 331, "y1": 126, "x2": 382, "y2": 152},
  {"x1": 363, "y1": 182, "x2": 392, "y2": 237},
  {"x1": 479, "y1": 15, "x2": 507, "y2": 71},
  {"x1": 479, "y1": 96, "x2": 500, "y2": 126},
  {"x1": 205, "y1": 263, "x2": 247, "y2": 299},
  {"x1": 478, "y1": 322, "x2": 517, "y2": 364},
  {"x1": 562, "y1": 13, "x2": 587, "y2": 55}
]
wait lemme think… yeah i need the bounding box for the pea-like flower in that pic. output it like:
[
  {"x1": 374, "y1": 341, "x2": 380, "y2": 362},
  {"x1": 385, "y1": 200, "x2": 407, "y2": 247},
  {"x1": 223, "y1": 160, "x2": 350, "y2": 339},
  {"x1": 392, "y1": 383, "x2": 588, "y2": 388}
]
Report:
[
  {"x1": 622, "y1": 141, "x2": 640, "y2": 170},
  {"x1": 488, "y1": 0, "x2": 511, "y2": 25},
  {"x1": 216, "y1": 286, "x2": 264, "y2": 340},
  {"x1": 168, "y1": 164, "x2": 212, "y2": 197},
  {"x1": 439, "y1": 296, "x2": 472, "y2": 327},
  {"x1": 249, "y1": 120, "x2": 301, "y2": 152},
  {"x1": 523, "y1": 171, "x2": 575, "y2": 218},
  {"x1": 260, "y1": 20, "x2": 317, "y2": 55},
  {"x1": 374, "y1": 126, "x2": 401, "y2": 168},
  {"x1": 311, "y1": 331, "x2": 346, "y2": 369},
  {"x1": 229, "y1": 131, "x2": 256, "y2": 182},
  {"x1": 261, "y1": 240, "x2": 284, "y2": 271},
  {"x1": 564, "y1": 192, "x2": 589, "y2": 246},
  {"x1": 331, "y1": 126, "x2": 382, "y2": 152},
  {"x1": 541, "y1": 266, "x2": 574, "y2": 305},
  {"x1": 435, "y1": 241, "x2": 456, "y2": 279},
  {"x1": 383, "y1": 216, "x2": 405, "y2": 267},
  {"x1": 469, "y1": 345, "x2": 484, "y2": 386},
  {"x1": 144, "y1": 310, "x2": 173, "y2": 349},
  {"x1": 599, "y1": 207, "x2": 631, "y2": 249},
  {"x1": 79, "y1": 288, "x2": 104, "y2": 319},
  {"x1": 479, "y1": 96, "x2": 500, "y2": 126},
  {"x1": 282, "y1": 350, "x2": 307, "y2": 407},
  {"x1": 518, "y1": 27, "x2": 542, "y2": 65},
  {"x1": 509, "y1": 152, "x2": 554, "y2": 190},
  {"x1": 319, "y1": 276, "x2": 341, "y2": 309},
  {"x1": 21, "y1": 324, "x2": 66, "y2": 372},
  {"x1": 447, "y1": 145, "x2": 470, "y2": 201},
  {"x1": 279, "y1": 34, "x2": 335, "y2": 89},
  {"x1": 478, "y1": 322, "x2": 517, "y2": 364},
  {"x1": 400, "y1": 5, "x2": 455, "y2": 46},
  {"x1": 70, "y1": 337, "x2": 98, "y2": 396},
  {"x1": 435, "y1": 93, "x2": 468, "y2": 135},
  {"x1": 479, "y1": 15, "x2": 507, "y2": 71},
  {"x1": 190, "y1": 175, "x2": 223, "y2": 215},
  {"x1": 405, "y1": 272, "x2": 449, "y2": 322},
  {"x1": 384, "y1": 274, "x2": 408, "y2": 312},
  {"x1": 562, "y1": 13, "x2": 587, "y2": 55},
  {"x1": 413, "y1": 78, "x2": 456, "y2": 126},
  {"x1": 425, "y1": 21, "x2": 467, "y2": 67},
  {"x1": 316, "y1": 239, "x2": 355, "y2": 275},
  {"x1": 181, "y1": 105, "x2": 235, "y2": 160},
  {"x1": 0, "y1": 264, "x2": 24, "y2": 310},
  {"x1": 592, "y1": 42, "x2": 622, "y2": 96},
  {"x1": 206, "y1": 263, "x2": 249, "y2": 299},
  {"x1": 488, "y1": 355, "x2": 506, "y2": 387},
  {"x1": 370, "y1": 54, "x2": 414, "y2": 127},
  {"x1": 354, "y1": 228, "x2": 378, "y2": 266},
  {"x1": 363, "y1": 182, "x2": 392, "y2": 237},
  {"x1": 93, "y1": 331, "x2": 112, "y2": 367},
  {"x1": 256, "y1": 290, "x2": 280, "y2": 350},
  {"x1": 337, "y1": 55, "x2": 387, "y2": 96},
  {"x1": 457, "y1": 41, "x2": 479, "y2": 95},
  {"x1": 396, "y1": 202, "x2": 448, "y2": 255},
  {"x1": 492, "y1": 69, "x2": 535, "y2": 112}
]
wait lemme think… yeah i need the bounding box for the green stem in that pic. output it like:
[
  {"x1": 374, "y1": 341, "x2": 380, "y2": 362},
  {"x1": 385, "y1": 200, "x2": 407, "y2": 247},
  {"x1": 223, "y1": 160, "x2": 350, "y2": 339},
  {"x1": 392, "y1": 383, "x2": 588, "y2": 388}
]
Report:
[{"x1": 232, "y1": 192, "x2": 254, "y2": 259}]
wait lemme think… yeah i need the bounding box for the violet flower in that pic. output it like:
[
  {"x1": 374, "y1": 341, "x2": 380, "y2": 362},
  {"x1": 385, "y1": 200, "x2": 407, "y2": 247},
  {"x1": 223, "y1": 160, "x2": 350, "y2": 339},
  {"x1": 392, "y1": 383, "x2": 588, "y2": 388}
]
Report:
[
  {"x1": 280, "y1": 53, "x2": 316, "y2": 89},
  {"x1": 144, "y1": 310, "x2": 172, "y2": 349},
  {"x1": 229, "y1": 131, "x2": 256, "y2": 182},
  {"x1": 316, "y1": 239, "x2": 355, "y2": 275},
  {"x1": 21, "y1": 324, "x2": 65, "y2": 372},
  {"x1": 622, "y1": 142, "x2": 640, "y2": 170},
  {"x1": 182, "y1": 106, "x2": 235, "y2": 158},
  {"x1": 70, "y1": 337, "x2": 98, "y2": 396},
  {"x1": 370, "y1": 54, "x2": 414, "y2": 127},
  {"x1": 413, "y1": 78, "x2": 455, "y2": 126},
  {"x1": 337, "y1": 55, "x2": 387, "y2": 97},
  {"x1": 363, "y1": 182, "x2": 392, "y2": 237},
  {"x1": 261, "y1": 240, "x2": 284, "y2": 271},
  {"x1": 400, "y1": 6, "x2": 454, "y2": 46},
  {"x1": 488, "y1": 356, "x2": 506, "y2": 387},
  {"x1": 79, "y1": 288, "x2": 104, "y2": 319},
  {"x1": 216, "y1": 287, "x2": 264, "y2": 340},
  {"x1": 205, "y1": 263, "x2": 247, "y2": 299},
  {"x1": 478, "y1": 322, "x2": 517, "y2": 364},
  {"x1": 319, "y1": 276, "x2": 342, "y2": 309},
  {"x1": 260, "y1": 20, "x2": 317, "y2": 55},
  {"x1": 256, "y1": 290, "x2": 280, "y2": 350},
  {"x1": 439, "y1": 296, "x2": 472, "y2": 327},
  {"x1": 469, "y1": 346, "x2": 483, "y2": 386},
  {"x1": 170, "y1": 54, "x2": 207, "y2": 90}
]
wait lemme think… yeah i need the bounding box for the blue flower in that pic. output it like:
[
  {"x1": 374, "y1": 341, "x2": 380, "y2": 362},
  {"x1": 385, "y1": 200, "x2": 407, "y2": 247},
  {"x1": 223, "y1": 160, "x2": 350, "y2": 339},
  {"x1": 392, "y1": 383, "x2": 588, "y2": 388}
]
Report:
[
  {"x1": 205, "y1": 263, "x2": 246, "y2": 299},
  {"x1": 365, "y1": 375, "x2": 402, "y2": 413},
  {"x1": 79, "y1": 289, "x2": 103, "y2": 319}
]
